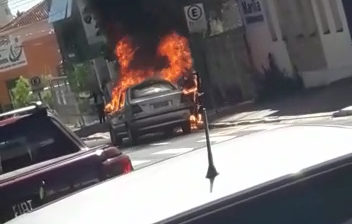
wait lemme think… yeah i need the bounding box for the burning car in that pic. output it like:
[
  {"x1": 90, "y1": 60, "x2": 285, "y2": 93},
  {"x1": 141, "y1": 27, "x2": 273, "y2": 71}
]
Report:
[{"x1": 109, "y1": 79, "x2": 194, "y2": 145}]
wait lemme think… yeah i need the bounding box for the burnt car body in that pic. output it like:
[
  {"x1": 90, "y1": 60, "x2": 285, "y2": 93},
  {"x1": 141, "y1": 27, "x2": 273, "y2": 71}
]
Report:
[
  {"x1": 0, "y1": 105, "x2": 132, "y2": 223},
  {"x1": 109, "y1": 79, "x2": 194, "y2": 145}
]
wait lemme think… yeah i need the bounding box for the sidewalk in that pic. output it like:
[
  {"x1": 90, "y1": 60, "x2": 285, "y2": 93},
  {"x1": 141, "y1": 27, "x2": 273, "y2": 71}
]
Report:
[
  {"x1": 210, "y1": 78, "x2": 352, "y2": 128},
  {"x1": 74, "y1": 78, "x2": 352, "y2": 137}
]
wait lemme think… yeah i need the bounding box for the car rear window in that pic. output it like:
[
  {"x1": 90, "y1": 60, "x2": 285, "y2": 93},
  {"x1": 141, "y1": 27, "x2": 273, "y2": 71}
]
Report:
[
  {"x1": 0, "y1": 116, "x2": 80, "y2": 174},
  {"x1": 131, "y1": 81, "x2": 175, "y2": 99}
]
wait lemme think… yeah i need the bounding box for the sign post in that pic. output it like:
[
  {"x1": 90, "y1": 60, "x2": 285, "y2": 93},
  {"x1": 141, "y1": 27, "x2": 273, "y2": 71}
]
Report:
[
  {"x1": 184, "y1": 3, "x2": 207, "y2": 33},
  {"x1": 30, "y1": 76, "x2": 44, "y2": 101}
]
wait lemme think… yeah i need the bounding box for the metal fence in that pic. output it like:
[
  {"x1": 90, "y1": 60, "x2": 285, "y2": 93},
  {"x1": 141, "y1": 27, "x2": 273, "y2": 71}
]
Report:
[{"x1": 49, "y1": 76, "x2": 84, "y2": 127}]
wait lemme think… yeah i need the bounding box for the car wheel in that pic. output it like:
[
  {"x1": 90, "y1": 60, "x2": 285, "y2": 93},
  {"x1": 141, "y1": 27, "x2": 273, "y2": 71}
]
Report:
[
  {"x1": 182, "y1": 121, "x2": 191, "y2": 134},
  {"x1": 127, "y1": 127, "x2": 138, "y2": 146},
  {"x1": 110, "y1": 128, "x2": 122, "y2": 146}
]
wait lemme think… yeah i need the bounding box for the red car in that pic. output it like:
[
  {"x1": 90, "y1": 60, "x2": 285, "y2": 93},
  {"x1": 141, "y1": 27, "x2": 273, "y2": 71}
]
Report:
[{"x1": 0, "y1": 104, "x2": 133, "y2": 223}]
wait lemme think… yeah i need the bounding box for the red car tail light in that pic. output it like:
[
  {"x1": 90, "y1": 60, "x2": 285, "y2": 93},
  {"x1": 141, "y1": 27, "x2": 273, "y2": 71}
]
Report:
[
  {"x1": 101, "y1": 150, "x2": 133, "y2": 178},
  {"x1": 120, "y1": 156, "x2": 133, "y2": 174}
]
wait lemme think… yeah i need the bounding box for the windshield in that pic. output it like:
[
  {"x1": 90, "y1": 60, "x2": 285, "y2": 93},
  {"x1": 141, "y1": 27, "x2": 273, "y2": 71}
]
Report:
[
  {"x1": 3, "y1": 0, "x2": 352, "y2": 223},
  {"x1": 131, "y1": 82, "x2": 175, "y2": 99},
  {"x1": 0, "y1": 116, "x2": 79, "y2": 174}
]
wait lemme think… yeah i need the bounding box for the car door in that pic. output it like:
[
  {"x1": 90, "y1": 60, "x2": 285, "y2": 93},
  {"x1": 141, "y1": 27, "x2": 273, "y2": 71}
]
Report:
[
  {"x1": 32, "y1": 118, "x2": 103, "y2": 202},
  {"x1": 0, "y1": 116, "x2": 102, "y2": 222}
]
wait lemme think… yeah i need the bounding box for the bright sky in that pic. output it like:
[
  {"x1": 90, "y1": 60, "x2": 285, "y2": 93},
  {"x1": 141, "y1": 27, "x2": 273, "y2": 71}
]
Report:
[{"x1": 8, "y1": 0, "x2": 43, "y2": 14}]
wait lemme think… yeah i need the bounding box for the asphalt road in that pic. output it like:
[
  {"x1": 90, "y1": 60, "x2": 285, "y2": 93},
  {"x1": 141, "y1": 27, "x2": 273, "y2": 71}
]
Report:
[
  {"x1": 84, "y1": 123, "x2": 288, "y2": 170},
  {"x1": 82, "y1": 114, "x2": 352, "y2": 170}
]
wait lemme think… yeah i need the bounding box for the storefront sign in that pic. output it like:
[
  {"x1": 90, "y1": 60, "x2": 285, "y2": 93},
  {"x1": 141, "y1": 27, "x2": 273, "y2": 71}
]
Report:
[
  {"x1": 184, "y1": 3, "x2": 208, "y2": 33},
  {"x1": 0, "y1": 35, "x2": 27, "y2": 72},
  {"x1": 240, "y1": 0, "x2": 264, "y2": 24}
]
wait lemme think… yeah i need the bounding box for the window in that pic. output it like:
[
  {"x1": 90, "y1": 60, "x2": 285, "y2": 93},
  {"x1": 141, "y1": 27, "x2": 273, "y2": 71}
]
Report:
[
  {"x1": 131, "y1": 81, "x2": 175, "y2": 99},
  {"x1": 342, "y1": 0, "x2": 352, "y2": 39},
  {"x1": 296, "y1": 0, "x2": 317, "y2": 36},
  {"x1": 329, "y1": 0, "x2": 343, "y2": 32},
  {"x1": 316, "y1": 0, "x2": 330, "y2": 34},
  {"x1": 0, "y1": 116, "x2": 79, "y2": 174},
  {"x1": 262, "y1": 0, "x2": 278, "y2": 41}
]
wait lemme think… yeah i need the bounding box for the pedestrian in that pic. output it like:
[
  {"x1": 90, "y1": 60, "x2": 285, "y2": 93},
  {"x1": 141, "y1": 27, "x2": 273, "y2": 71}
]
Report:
[
  {"x1": 191, "y1": 70, "x2": 204, "y2": 123},
  {"x1": 93, "y1": 89, "x2": 106, "y2": 124},
  {"x1": 178, "y1": 70, "x2": 200, "y2": 117}
]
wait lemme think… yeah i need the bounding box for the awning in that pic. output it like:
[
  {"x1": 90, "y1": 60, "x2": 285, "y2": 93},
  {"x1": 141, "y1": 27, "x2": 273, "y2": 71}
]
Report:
[{"x1": 48, "y1": 0, "x2": 73, "y2": 23}]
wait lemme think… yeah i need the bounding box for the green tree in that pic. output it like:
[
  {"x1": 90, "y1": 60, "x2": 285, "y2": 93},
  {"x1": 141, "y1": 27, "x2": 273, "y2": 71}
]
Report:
[
  {"x1": 68, "y1": 63, "x2": 89, "y2": 93},
  {"x1": 12, "y1": 76, "x2": 32, "y2": 108}
]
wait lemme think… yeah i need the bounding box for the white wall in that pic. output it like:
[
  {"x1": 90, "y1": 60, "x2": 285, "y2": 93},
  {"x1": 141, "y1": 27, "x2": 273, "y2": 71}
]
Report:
[
  {"x1": 241, "y1": 0, "x2": 352, "y2": 88},
  {"x1": 312, "y1": 0, "x2": 352, "y2": 69},
  {"x1": 240, "y1": 0, "x2": 293, "y2": 75},
  {"x1": 301, "y1": 0, "x2": 352, "y2": 87}
]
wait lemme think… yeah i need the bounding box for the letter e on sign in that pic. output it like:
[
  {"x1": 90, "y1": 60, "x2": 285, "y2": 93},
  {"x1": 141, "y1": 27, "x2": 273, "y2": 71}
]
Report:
[
  {"x1": 30, "y1": 76, "x2": 43, "y2": 91},
  {"x1": 184, "y1": 3, "x2": 207, "y2": 33}
]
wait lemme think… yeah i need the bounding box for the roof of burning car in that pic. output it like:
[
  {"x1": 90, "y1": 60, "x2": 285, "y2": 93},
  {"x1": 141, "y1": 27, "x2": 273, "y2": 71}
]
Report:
[{"x1": 130, "y1": 78, "x2": 173, "y2": 90}]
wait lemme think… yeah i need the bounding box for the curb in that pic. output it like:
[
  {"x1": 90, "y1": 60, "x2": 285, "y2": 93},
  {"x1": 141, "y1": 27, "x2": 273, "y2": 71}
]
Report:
[
  {"x1": 209, "y1": 118, "x2": 279, "y2": 129},
  {"x1": 333, "y1": 110, "x2": 352, "y2": 118},
  {"x1": 209, "y1": 113, "x2": 334, "y2": 129}
]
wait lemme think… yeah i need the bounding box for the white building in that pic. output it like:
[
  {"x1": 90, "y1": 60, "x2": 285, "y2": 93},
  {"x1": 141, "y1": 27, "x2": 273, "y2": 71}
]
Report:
[
  {"x1": 0, "y1": 0, "x2": 12, "y2": 27},
  {"x1": 239, "y1": 0, "x2": 352, "y2": 87}
]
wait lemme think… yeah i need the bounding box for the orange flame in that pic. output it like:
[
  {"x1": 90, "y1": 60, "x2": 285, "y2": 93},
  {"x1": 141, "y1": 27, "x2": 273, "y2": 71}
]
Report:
[
  {"x1": 190, "y1": 113, "x2": 203, "y2": 130},
  {"x1": 105, "y1": 32, "x2": 193, "y2": 113}
]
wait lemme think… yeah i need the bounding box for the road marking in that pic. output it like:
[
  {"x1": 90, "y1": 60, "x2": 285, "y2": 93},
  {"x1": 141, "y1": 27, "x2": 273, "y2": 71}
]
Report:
[
  {"x1": 197, "y1": 136, "x2": 235, "y2": 143},
  {"x1": 150, "y1": 142, "x2": 170, "y2": 146},
  {"x1": 245, "y1": 124, "x2": 286, "y2": 131},
  {"x1": 152, "y1": 148, "x2": 194, "y2": 155},
  {"x1": 132, "y1": 160, "x2": 150, "y2": 167},
  {"x1": 210, "y1": 126, "x2": 248, "y2": 137},
  {"x1": 84, "y1": 132, "x2": 110, "y2": 140}
]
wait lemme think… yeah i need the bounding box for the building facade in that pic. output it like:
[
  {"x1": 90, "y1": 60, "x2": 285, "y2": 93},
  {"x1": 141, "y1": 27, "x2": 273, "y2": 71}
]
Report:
[
  {"x1": 0, "y1": 1, "x2": 62, "y2": 110},
  {"x1": 240, "y1": 0, "x2": 352, "y2": 87}
]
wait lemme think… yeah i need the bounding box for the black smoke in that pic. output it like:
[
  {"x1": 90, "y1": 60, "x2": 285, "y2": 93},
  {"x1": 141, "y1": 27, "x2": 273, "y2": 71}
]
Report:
[{"x1": 86, "y1": 0, "x2": 188, "y2": 70}]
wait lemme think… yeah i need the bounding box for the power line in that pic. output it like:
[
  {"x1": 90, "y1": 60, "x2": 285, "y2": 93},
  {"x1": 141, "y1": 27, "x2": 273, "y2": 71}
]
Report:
[
  {"x1": 0, "y1": 0, "x2": 44, "y2": 7},
  {"x1": 0, "y1": 0, "x2": 27, "y2": 6},
  {"x1": 0, "y1": 0, "x2": 35, "y2": 8},
  {"x1": 10, "y1": 0, "x2": 44, "y2": 11},
  {"x1": 0, "y1": 0, "x2": 45, "y2": 12}
]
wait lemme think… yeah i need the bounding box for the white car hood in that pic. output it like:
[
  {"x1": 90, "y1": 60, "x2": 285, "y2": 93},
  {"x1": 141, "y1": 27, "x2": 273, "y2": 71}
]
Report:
[{"x1": 8, "y1": 125, "x2": 352, "y2": 224}]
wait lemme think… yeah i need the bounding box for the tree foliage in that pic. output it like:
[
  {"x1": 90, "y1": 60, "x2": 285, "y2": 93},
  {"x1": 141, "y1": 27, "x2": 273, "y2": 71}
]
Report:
[
  {"x1": 12, "y1": 76, "x2": 32, "y2": 108},
  {"x1": 68, "y1": 63, "x2": 89, "y2": 93}
]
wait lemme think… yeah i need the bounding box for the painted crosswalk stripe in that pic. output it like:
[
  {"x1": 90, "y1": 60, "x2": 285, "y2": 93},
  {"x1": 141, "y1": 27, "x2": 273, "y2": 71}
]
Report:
[
  {"x1": 150, "y1": 142, "x2": 170, "y2": 146},
  {"x1": 197, "y1": 136, "x2": 235, "y2": 143},
  {"x1": 132, "y1": 160, "x2": 151, "y2": 167},
  {"x1": 152, "y1": 148, "x2": 194, "y2": 155},
  {"x1": 210, "y1": 127, "x2": 248, "y2": 137}
]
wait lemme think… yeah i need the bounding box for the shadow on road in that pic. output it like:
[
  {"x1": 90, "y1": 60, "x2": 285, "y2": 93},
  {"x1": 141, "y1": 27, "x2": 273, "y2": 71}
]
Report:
[
  {"x1": 258, "y1": 78, "x2": 352, "y2": 116},
  {"x1": 118, "y1": 129, "x2": 187, "y2": 150}
]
